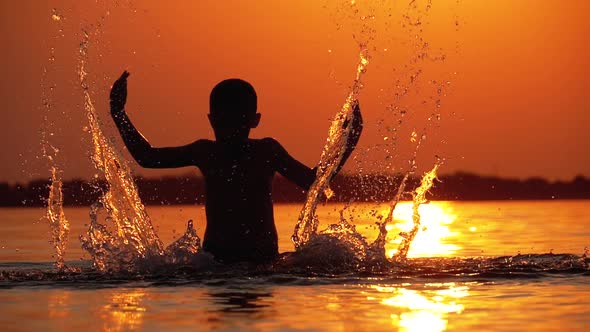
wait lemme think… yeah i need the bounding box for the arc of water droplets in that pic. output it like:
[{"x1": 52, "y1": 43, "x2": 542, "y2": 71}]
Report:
[
  {"x1": 42, "y1": 9, "x2": 70, "y2": 272},
  {"x1": 395, "y1": 162, "x2": 439, "y2": 261},
  {"x1": 46, "y1": 166, "x2": 70, "y2": 271},
  {"x1": 292, "y1": 50, "x2": 369, "y2": 249},
  {"x1": 78, "y1": 30, "x2": 163, "y2": 266},
  {"x1": 370, "y1": 173, "x2": 409, "y2": 256}
]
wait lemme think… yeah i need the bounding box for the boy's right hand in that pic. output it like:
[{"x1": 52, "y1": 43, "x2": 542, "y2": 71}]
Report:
[{"x1": 110, "y1": 71, "x2": 130, "y2": 113}]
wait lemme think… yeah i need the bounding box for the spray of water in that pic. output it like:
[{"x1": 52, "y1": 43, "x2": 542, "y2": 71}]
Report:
[
  {"x1": 41, "y1": 9, "x2": 70, "y2": 272},
  {"x1": 45, "y1": 166, "x2": 70, "y2": 271},
  {"x1": 75, "y1": 27, "x2": 204, "y2": 272},
  {"x1": 369, "y1": 173, "x2": 410, "y2": 257},
  {"x1": 395, "y1": 163, "x2": 439, "y2": 261},
  {"x1": 77, "y1": 30, "x2": 164, "y2": 271},
  {"x1": 290, "y1": 0, "x2": 442, "y2": 266},
  {"x1": 292, "y1": 50, "x2": 369, "y2": 249},
  {"x1": 47, "y1": 1, "x2": 443, "y2": 272}
]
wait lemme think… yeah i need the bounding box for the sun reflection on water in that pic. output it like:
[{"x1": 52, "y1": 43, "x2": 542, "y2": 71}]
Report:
[
  {"x1": 48, "y1": 291, "x2": 71, "y2": 319},
  {"x1": 371, "y1": 284, "x2": 468, "y2": 332},
  {"x1": 100, "y1": 290, "x2": 147, "y2": 332},
  {"x1": 385, "y1": 202, "x2": 461, "y2": 258}
]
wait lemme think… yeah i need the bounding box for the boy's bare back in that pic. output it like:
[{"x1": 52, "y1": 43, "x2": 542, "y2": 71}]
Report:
[{"x1": 110, "y1": 72, "x2": 361, "y2": 264}]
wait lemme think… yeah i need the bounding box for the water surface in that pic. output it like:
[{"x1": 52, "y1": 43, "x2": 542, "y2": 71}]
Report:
[{"x1": 0, "y1": 201, "x2": 588, "y2": 331}]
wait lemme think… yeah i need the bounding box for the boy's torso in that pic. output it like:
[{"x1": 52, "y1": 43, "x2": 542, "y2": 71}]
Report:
[{"x1": 196, "y1": 139, "x2": 279, "y2": 262}]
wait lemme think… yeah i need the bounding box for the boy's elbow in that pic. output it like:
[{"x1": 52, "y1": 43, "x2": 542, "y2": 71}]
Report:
[
  {"x1": 135, "y1": 155, "x2": 165, "y2": 169},
  {"x1": 135, "y1": 157, "x2": 153, "y2": 168},
  {"x1": 133, "y1": 154, "x2": 151, "y2": 168},
  {"x1": 130, "y1": 149, "x2": 158, "y2": 168}
]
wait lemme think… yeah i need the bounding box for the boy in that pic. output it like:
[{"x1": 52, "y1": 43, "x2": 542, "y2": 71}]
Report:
[{"x1": 110, "y1": 71, "x2": 362, "y2": 263}]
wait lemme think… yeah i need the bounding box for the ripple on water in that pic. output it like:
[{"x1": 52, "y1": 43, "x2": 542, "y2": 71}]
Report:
[{"x1": 0, "y1": 253, "x2": 587, "y2": 289}]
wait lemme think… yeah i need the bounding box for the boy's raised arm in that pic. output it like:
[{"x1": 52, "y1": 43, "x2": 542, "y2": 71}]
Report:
[
  {"x1": 110, "y1": 71, "x2": 201, "y2": 169},
  {"x1": 267, "y1": 138, "x2": 317, "y2": 190},
  {"x1": 271, "y1": 101, "x2": 362, "y2": 190}
]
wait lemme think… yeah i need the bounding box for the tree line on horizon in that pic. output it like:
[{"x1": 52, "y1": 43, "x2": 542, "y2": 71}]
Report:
[{"x1": 0, "y1": 172, "x2": 589, "y2": 207}]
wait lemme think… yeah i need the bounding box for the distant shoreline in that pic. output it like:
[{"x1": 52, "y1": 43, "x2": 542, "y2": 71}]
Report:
[{"x1": 1, "y1": 172, "x2": 589, "y2": 207}]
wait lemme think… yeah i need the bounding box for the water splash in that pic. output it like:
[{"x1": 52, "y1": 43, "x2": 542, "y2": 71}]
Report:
[
  {"x1": 291, "y1": 0, "x2": 441, "y2": 264},
  {"x1": 77, "y1": 29, "x2": 164, "y2": 271},
  {"x1": 51, "y1": 8, "x2": 62, "y2": 22},
  {"x1": 76, "y1": 28, "x2": 203, "y2": 272},
  {"x1": 46, "y1": 1, "x2": 446, "y2": 273},
  {"x1": 292, "y1": 50, "x2": 369, "y2": 249},
  {"x1": 395, "y1": 163, "x2": 439, "y2": 261},
  {"x1": 45, "y1": 166, "x2": 70, "y2": 271},
  {"x1": 163, "y1": 220, "x2": 202, "y2": 265},
  {"x1": 286, "y1": 163, "x2": 441, "y2": 271},
  {"x1": 370, "y1": 173, "x2": 410, "y2": 257},
  {"x1": 290, "y1": 209, "x2": 371, "y2": 270},
  {"x1": 41, "y1": 9, "x2": 69, "y2": 272}
]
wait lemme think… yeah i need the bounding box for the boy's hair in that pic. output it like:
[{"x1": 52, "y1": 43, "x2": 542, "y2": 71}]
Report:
[{"x1": 209, "y1": 79, "x2": 257, "y2": 116}]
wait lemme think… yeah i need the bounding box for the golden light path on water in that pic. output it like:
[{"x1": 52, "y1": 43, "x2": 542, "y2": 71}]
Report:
[
  {"x1": 368, "y1": 283, "x2": 469, "y2": 332},
  {"x1": 384, "y1": 202, "x2": 461, "y2": 258},
  {"x1": 101, "y1": 291, "x2": 147, "y2": 332}
]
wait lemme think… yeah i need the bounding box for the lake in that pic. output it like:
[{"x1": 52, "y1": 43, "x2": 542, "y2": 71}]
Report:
[{"x1": 0, "y1": 200, "x2": 588, "y2": 331}]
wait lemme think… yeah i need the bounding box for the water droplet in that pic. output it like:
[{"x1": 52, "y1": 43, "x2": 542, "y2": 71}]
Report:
[{"x1": 51, "y1": 9, "x2": 62, "y2": 21}]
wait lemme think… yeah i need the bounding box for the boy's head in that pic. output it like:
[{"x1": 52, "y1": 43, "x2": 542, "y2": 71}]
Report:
[
  {"x1": 208, "y1": 79, "x2": 260, "y2": 141},
  {"x1": 210, "y1": 79, "x2": 257, "y2": 115}
]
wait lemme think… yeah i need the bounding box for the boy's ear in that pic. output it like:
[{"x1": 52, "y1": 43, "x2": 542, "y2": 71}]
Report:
[
  {"x1": 249, "y1": 113, "x2": 261, "y2": 128},
  {"x1": 207, "y1": 114, "x2": 215, "y2": 127}
]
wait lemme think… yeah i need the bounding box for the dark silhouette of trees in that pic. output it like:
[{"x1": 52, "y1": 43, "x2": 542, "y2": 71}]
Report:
[{"x1": 1, "y1": 172, "x2": 589, "y2": 207}]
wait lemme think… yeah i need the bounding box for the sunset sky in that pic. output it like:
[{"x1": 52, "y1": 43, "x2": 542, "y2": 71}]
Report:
[{"x1": 1, "y1": 0, "x2": 588, "y2": 183}]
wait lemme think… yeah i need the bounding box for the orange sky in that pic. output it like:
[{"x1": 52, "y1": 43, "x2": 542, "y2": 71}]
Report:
[{"x1": 1, "y1": 0, "x2": 589, "y2": 183}]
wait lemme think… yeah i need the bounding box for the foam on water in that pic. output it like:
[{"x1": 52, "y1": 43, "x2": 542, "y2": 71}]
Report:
[
  {"x1": 284, "y1": 164, "x2": 441, "y2": 272},
  {"x1": 1, "y1": 253, "x2": 588, "y2": 287}
]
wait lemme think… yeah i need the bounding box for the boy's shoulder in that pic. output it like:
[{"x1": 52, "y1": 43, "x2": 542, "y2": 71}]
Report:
[
  {"x1": 257, "y1": 137, "x2": 280, "y2": 145},
  {"x1": 255, "y1": 137, "x2": 285, "y2": 152}
]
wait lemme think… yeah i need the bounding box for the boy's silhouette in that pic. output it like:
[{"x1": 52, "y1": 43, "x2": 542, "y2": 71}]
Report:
[{"x1": 110, "y1": 71, "x2": 362, "y2": 264}]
